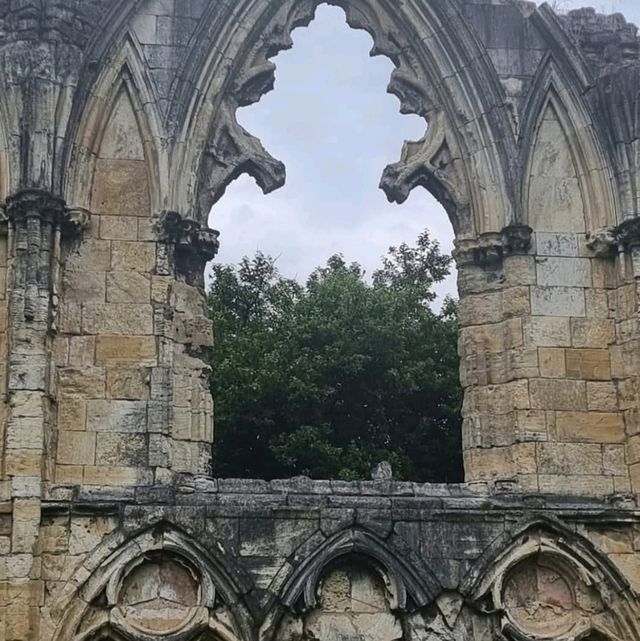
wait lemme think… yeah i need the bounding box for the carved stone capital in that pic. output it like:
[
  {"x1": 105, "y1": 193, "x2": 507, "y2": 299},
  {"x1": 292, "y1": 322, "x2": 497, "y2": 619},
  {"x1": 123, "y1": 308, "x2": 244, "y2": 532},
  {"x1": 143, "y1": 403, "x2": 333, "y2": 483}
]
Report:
[
  {"x1": 454, "y1": 225, "x2": 532, "y2": 268},
  {"x1": 4, "y1": 189, "x2": 90, "y2": 238},
  {"x1": 157, "y1": 211, "x2": 220, "y2": 262},
  {"x1": 5, "y1": 188, "x2": 66, "y2": 224},
  {"x1": 616, "y1": 216, "x2": 640, "y2": 250},
  {"x1": 156, "y1": 212, "x2": 220, "y2": 285}
]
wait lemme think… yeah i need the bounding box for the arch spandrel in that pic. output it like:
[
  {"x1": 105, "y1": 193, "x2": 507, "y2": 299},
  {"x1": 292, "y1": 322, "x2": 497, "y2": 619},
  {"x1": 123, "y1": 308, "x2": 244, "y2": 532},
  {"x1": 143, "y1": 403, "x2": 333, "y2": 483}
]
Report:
[{"x1": 168, "y1": 0, "x2": 516, "y2": 240}]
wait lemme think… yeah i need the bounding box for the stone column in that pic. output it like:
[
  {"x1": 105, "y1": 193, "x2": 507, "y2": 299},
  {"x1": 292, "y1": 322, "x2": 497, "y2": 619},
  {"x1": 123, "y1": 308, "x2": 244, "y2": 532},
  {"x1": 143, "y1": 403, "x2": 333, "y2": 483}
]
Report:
[
  {"x1": 3, "y1": 189, "x2": 86, "y2": 641},
  {"x1": 615, "y1": 217, "x2": 640, "y2": 490}
]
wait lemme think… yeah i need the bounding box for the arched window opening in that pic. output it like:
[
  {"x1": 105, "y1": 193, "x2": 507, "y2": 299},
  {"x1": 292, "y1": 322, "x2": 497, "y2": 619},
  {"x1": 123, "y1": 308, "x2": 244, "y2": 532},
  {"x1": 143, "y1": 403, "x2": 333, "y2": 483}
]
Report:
[{"x1": 207, "y1": 5, "x2": 462, "y2": 483}]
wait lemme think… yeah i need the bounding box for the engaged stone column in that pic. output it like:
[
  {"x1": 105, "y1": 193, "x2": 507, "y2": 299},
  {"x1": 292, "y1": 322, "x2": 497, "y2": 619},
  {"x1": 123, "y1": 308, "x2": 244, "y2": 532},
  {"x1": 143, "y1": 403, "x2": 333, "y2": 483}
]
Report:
[
  {"x1": 4, "y1": 190, "x2": 87, "y2": 497},
  {"x1": 615, "y1": 217, "x2": 640, "y2": 490},
  {"x1": 3, "y1": 189, "x2": 87, "y2": 639}
]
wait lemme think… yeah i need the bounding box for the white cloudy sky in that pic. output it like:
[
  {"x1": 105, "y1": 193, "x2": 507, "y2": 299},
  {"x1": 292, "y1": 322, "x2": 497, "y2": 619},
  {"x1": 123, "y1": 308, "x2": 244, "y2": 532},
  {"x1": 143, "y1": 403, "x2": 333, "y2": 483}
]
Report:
[{"x1": 208, "y1": 0, "x2": 640, "y2": 300}]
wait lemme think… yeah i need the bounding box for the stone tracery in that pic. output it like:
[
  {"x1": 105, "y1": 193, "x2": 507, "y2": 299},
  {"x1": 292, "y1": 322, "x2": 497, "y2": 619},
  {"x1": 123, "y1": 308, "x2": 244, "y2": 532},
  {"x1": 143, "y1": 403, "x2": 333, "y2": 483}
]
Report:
[{"x1": 1, "y1": 1, "x2": 640, "y2": 640}]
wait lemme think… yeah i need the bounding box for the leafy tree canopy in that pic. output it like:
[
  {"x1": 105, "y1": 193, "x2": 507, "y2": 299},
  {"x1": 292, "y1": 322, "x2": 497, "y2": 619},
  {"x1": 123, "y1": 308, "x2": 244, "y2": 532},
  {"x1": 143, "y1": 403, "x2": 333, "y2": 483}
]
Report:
[{"x1": 208, "y1": 230, "x2": 463, "y2": 482}]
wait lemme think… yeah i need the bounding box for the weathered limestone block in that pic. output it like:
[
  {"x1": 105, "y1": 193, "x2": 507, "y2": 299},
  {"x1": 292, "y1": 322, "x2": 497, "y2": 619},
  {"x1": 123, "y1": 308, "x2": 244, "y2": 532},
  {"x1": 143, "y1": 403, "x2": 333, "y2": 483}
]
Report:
[{"x1": 1, "y1": 2, "x2": 640, "y2": 638}]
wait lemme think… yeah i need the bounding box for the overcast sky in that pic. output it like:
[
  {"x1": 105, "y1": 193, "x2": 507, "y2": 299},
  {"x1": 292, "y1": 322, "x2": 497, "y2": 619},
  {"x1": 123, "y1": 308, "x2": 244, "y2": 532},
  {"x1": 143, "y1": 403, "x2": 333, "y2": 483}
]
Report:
[{"x1": 208, "y1": 1, "x2": 640, "y2": 301}]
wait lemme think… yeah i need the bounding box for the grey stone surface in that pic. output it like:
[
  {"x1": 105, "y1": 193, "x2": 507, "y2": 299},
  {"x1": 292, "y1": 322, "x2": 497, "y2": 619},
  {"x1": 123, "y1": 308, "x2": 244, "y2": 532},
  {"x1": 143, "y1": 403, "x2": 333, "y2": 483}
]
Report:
[{"x1": 1, "y1": 2, "x2": 640, "y2": 640}]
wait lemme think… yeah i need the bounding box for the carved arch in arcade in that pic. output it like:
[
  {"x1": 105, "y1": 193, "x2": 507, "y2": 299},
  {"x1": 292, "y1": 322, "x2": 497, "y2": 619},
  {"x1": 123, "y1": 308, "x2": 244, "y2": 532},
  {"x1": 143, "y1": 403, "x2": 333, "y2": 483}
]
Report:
[
  {"x1": 261, "y1": 527, "x2": 441, "y2": 640},
  {"x1": 167, "y1": 0, "x2": 517, "y2": 241},
  {"x1": 463, "y1": 519, "x2": 640, "y2": 641},
  {"x1": 52, "y1": 524, "x2": 254, "y2": 641}
]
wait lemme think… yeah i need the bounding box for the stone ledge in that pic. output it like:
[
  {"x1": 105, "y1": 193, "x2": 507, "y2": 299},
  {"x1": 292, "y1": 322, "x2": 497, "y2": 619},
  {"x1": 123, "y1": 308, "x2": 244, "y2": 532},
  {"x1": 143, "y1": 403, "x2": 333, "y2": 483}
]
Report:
[{"x1": 40, "y1": 477, "x2": 640, "y2": 518}]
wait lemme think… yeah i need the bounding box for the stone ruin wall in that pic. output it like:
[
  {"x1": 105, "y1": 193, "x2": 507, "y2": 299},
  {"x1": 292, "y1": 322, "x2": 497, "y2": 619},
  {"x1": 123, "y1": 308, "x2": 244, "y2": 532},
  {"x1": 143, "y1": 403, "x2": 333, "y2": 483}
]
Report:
[{"x1": 0, "y1": 0, "x2": 639, "y2": 640}]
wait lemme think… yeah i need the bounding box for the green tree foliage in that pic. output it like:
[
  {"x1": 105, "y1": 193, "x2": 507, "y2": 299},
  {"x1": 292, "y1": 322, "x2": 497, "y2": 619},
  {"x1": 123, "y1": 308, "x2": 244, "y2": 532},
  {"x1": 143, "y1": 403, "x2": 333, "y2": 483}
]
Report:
[{"x1": 208, "y1": 230, "x2": 463, "y2": 482}]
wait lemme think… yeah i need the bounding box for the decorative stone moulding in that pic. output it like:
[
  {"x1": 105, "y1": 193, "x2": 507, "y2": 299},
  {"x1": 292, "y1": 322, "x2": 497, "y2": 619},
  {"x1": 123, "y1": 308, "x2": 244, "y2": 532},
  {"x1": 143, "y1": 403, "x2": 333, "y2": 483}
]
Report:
[
  {"x1": 156, "y1": 210, "x2": 220, "y2": 283},
  {"x1": 105, "y1": 554, "x2": 210, "y2": 641},
  {"x1": 6, "y1": 188, "x2": 66, "y2": 224},
  {"x1": 469, "y1": 524, "x2": 635, "y2": 641},
  {"x1": 616, "y1": 215, "x2": 640, "y2": 250},
  {"x1": 157, "y1": 211, "x2": 220, "y2": 261},
  {"x1": 586, "y1": 226, "x2": 618, "y2": 258},
  {"x1": 279, "y1": 528, "x2": 438, "y2": 614},
  {"x1": 607, "y1": 216, "x2": 640, "y2": 276},
  {"x1": 192, "y1": 0, "x2": 512, "y2": 240},
  {"x1": 453, "y1": 225, "x2": 533, "y2": 268},
  {"x1": 4, "y1": 189, "x2": 90, "y2": 321},
  {"x1": 4, "y1": 189, "x2": 90, "y2": 236},
  {"x1": 501, "y1": 553, "x2": 597, "y2": 640},
  {"x1": 67, "y1": 526, "x2": 250, "y2": 641},
  {"x1": 63, "y1": 207, "x2": 92, "y2": 236}
]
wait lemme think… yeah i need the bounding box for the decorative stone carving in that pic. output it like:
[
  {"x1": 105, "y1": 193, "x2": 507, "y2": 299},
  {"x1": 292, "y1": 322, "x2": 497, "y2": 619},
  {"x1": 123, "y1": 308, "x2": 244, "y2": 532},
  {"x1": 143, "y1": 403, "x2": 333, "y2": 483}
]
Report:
[
  {"x1": 468, "y1": 523, "x2": 636, "y2": 641},
  {"x1": 156, "y1": 210, "x2": 220, "y2": 285},
  {"x1": 60, "y1": 525, "x2": 256, "y2": 641},
  {"x1": 502, "y1": 554, "x2": 587, "y2": 639},
  {"x1": 616, "y1": 216, "x2": 640, "y2": 250},
  {"x1": 5, "y1": 3, "x2": 640, "y2": 640},
  {"x1": 453, "y1": 225, "x2": 533, "y2": 268},
  {"x1": 5, "y1": 190, "x2": 88, "y2": 320},
  {"x1": 614, "y1": 217, "x2": 640, "y2": 276},
  {"x1": 587, "y1": 226, "x2": 618, "y2": 257},
  {"x1": 280, "y1": 528, "x2": 438, "y2": 613},
  {"x1": 380, "y1": 111, "x2": 470, "y2": 233},
  {"x1": 301, "y1": 560, "x2": 403, "y2": 641},
  {"x1": 114, "y1": 556, "x2": 202, "y2": 636},
  {"x1": 196, "y1": 0, "x2": 488, "y2": 233},
  {"x1": 197, "y1": 107, "x2": 286, "y2": 213}
]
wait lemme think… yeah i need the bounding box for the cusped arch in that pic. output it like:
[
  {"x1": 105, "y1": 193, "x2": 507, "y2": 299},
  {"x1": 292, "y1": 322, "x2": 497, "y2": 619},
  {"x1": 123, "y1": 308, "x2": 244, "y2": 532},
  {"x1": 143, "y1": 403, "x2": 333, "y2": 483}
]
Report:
[
  {"x1": 169, "y1": 0, "x2": 517, "y2": 239},
  {"x1": 520, "y1": 54, "x2": 618, "y2": 232},
  {"x1": 461, "y1": 517, "x2": 639, "y2": 641},
  {"x1": 62, "y1": 32, "x2": 165, "y2": 214},
  {"x1": 281, "y1": 527, "x2": 440, "y2": 612},
  {"x1": 52, "y1": 522, "x2": 255, "y2": 641},
  {"x1": 259, "y1": 526, "x2": 441, "y2": 641}
]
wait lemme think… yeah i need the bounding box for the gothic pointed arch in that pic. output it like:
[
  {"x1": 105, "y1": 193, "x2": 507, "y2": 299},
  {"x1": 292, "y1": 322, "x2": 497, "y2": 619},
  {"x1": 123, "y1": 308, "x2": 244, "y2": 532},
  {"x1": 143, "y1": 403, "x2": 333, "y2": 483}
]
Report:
[
  {"x1": 52, "y1": 522, "x2": 255, "y2": 641},
  {"x1": 461, "y1": 518, "x2": 639, "y2": 641},
  {"x1": 521, "y1": 55, "x2": 618, "y2": 233},
  {"x1": 259, "y1": 526, "x2": 441, "y2": 641},
  {"x1": 62, "y1": 32, "x2": 164, "y2": 215},
  {"x1": 168, "y1": 0, "x2": 517, "y2": 240},
  {"x1": 280, "y1": 527, "x2": 440, "y2": 612}
]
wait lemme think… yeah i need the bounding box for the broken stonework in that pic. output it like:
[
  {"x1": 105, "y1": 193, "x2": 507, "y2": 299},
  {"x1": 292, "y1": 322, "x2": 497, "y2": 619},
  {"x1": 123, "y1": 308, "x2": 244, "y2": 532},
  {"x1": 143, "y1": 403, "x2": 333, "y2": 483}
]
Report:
[{"x1": 0, "y1": 1, "x2": 639, "y2": 640}]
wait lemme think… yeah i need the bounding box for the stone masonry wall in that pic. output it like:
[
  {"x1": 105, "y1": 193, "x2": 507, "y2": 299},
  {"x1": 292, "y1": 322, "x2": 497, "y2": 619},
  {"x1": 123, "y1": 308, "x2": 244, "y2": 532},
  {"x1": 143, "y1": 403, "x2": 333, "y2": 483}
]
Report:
[{"x1": 0, "y1": 1, "x2": 639, "y2": 640}]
